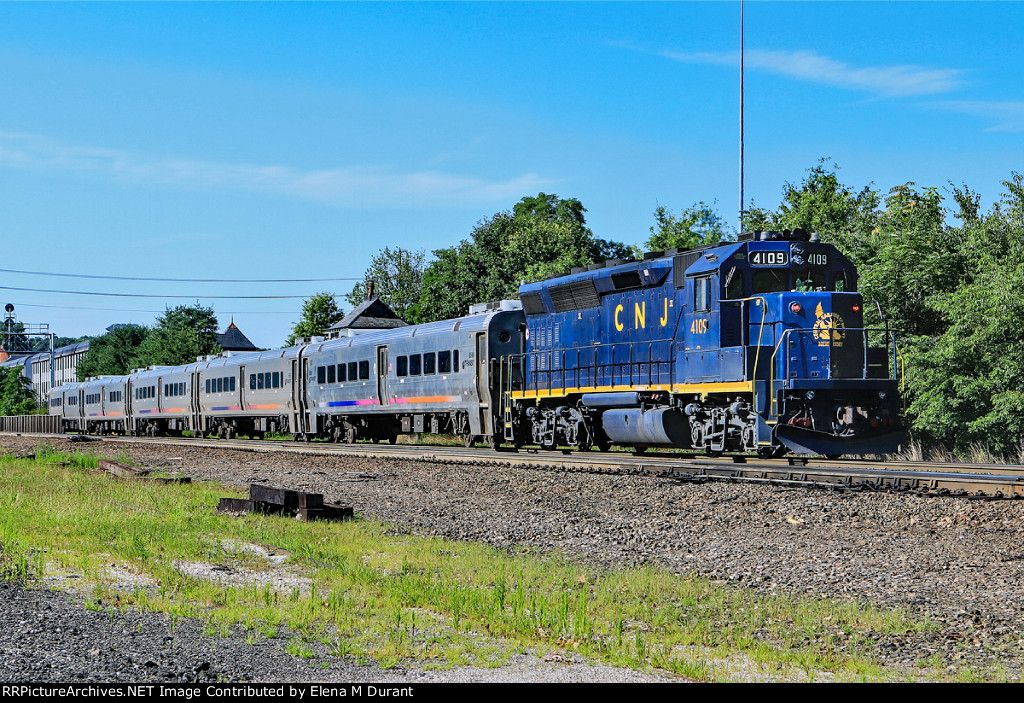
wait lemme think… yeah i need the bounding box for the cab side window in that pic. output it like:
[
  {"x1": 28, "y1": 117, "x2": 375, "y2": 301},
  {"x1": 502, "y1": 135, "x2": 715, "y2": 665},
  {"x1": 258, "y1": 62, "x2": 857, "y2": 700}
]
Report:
[{"x1": 694, "y1": 276, "x2": 712, "y2": 311}]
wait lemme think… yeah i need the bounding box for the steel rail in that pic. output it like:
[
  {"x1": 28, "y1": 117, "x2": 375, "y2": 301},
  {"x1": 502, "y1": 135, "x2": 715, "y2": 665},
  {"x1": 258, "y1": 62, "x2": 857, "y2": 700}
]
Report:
[{"x1": 5, "y1": 432, "x2": 1023, "y2": 499}]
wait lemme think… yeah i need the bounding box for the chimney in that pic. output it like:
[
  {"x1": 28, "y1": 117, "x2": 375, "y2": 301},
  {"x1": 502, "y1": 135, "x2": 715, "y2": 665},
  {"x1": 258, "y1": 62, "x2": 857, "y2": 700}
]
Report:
[{"x1": 367, "y1": 280, "x2": 375, "y2": 300}]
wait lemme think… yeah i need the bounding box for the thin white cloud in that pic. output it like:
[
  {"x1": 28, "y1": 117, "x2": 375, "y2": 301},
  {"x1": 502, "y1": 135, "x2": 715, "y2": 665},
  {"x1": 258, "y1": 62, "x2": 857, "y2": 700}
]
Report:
[
  {"x1": 0, "y1": 131, "x2": 549, "y2": 207},
  {"x1": 659, "y1": 48, "x2": 963, "y2": 97},
  {"x1": 935, "y1": 101, "x2": 1024, "y2": 132}
]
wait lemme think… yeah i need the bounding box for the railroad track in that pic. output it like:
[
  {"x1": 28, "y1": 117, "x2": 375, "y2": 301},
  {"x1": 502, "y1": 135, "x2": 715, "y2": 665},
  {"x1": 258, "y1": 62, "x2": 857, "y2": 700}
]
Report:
[{"x1": 7, "y1": 432, "x2": 1024, "y2": 500}]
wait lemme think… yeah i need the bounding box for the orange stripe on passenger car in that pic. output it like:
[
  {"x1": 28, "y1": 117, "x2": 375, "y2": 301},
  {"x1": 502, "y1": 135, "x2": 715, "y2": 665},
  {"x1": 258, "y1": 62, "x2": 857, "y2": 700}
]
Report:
[{"x1": 393, "y1": 396, "x2": 459, "y2": 404}]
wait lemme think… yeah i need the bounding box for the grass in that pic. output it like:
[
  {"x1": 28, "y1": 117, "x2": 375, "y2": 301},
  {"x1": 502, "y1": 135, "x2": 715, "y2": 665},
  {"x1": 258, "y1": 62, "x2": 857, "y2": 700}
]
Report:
[
  {"x1": 0, "y1": 442, "x2": 1008, "y2": 682},
  {"x1": 891, "y1": 440, "x2": 1024, "y2": 465}
]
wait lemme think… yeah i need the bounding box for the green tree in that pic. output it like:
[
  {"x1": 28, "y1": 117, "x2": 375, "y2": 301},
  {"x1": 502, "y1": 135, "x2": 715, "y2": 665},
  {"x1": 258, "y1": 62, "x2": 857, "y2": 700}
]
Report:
[
  {"x1": 135, "y1": 305, "x2": 221, "y2": 367},
  {"x1": 513, "y1": 192, "x2": 588, "y2": 227},
  {"x1": 285, "y1": 292, "x2": 345, "y2": 346},
  {"x1": 855, "y1": 182, "x2": 965, "y2": 337},
  {"x1": 0, "y1": 366, "x2": 38, "y2": 415},
  {"x1": 346, "y1": 247, "x2": 426, "y2": 322},
  {"x1": 742, "y1": 159, "x2": 881, "y2": 240},
  {"x1": 417, "y1": 193, "x2": 632, "y2": 322},
  {"x1": 77, "y1": 325, "x2": 149, "y2": 379},
  {"x1": 646, "y1": 201, "x2": 731, "y2": 252},
  {"x1": 907, "y1": 173, "x2": 1024, "y2": 454}
]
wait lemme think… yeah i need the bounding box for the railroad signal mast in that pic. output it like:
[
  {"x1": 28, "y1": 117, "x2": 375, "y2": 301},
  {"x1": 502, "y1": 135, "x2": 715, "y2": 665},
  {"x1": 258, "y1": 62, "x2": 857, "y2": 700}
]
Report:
[{"x1": 2, "y1": 303, "x2": 56, "y2": 396}]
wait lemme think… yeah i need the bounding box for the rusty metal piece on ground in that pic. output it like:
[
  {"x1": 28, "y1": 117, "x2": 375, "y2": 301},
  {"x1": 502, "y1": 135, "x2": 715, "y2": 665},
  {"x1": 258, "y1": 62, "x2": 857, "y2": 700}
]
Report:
[{"x1": 217, "y1": 484, "x2": 352, "y2": 521}]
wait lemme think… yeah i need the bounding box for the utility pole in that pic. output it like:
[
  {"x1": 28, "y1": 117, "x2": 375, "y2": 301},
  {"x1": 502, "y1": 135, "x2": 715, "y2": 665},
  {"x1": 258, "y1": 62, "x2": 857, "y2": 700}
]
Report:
[{"x1": 739, "y1": 0, "x2": 745, "y2": 230}]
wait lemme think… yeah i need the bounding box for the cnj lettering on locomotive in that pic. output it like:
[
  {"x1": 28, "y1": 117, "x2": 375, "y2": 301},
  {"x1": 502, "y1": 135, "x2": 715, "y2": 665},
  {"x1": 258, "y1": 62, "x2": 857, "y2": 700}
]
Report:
[{"x1": 614, "y1": 298, "x2": 673, "y2": 333}]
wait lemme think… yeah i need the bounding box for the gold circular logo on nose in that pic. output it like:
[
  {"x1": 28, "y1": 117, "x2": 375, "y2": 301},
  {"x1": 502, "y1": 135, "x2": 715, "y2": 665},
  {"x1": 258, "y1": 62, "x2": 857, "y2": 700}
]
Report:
[{"x1": 813, "y1": 303, "x2": 845, "y2": 347}]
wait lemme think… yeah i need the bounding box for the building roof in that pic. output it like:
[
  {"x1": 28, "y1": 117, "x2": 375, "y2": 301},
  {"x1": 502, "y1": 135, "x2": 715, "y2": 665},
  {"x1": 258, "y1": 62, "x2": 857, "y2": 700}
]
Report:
[
  {"x1": 216, "y1": 319, "x2": 259, "y2": 351},
  {"x1": 326, "y1": 297, "x2": 409, "y2": 334}
]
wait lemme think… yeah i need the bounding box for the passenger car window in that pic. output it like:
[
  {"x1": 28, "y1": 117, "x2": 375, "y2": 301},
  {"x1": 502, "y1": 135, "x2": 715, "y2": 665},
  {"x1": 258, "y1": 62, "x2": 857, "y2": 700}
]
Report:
[
  {"x1": 359, "y1": 360, "x2": 369, "y2": 380},
  {"x1": 410, "y1": 354, "x2": 421, "y2": 376},
  {"x1": 438, "y1": 350, "x2": 451, "y2": 373},
  {"x1": 424, "y1": 352, "x2": 436, "y2": 375}
]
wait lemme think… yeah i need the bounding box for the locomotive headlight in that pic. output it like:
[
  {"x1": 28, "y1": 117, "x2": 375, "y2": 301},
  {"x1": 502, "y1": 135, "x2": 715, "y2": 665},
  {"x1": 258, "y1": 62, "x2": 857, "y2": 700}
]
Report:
[
  {"x1": 805, "y1": 391, "x2": 816, "y2": 400},
  {"x1": 878, "y1": 391, "x2": 887, "y2": 399},
  {"x1": 789, "y1": 302, "x2": 803, "y2": 314},
  {"x1": 852, "y1": 304, "x2": 861, "y2": 313}
]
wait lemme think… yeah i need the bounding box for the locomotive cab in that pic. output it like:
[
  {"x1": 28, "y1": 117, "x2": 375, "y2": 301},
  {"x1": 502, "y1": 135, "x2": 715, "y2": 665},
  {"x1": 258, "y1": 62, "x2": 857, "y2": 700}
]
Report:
[{"x1": 679, "y1": 229, "x2": 904, "y2": 455}]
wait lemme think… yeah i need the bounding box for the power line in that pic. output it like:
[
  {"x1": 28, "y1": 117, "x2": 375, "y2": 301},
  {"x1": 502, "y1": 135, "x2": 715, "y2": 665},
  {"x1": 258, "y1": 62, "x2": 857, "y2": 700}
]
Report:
[
  {"x1": 10, "y1": 302, "x2": 300, "y2": 315},
  {"x1": 0, "y1": 267, "x2": 360, "y2": 283},
  {"x1": 0, "y1": 285, "x2": 338, "y2": 299}
]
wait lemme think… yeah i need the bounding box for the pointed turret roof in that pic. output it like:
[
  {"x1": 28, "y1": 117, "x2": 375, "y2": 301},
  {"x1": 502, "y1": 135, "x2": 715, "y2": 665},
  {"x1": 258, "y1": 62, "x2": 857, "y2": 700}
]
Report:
[
  {"x1": 326, "y1": 297, "x2": 408, "y2": 336},
  {"x1": 217, "y1": 318, "x2": 259, "y2": 351}
]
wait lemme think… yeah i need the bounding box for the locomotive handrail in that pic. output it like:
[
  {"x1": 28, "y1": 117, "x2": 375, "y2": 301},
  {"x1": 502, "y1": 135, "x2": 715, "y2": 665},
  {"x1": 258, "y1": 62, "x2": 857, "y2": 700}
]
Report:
[
  {"x1": 768, "y1": 326, "x2": 896, "y2": 416},
  {"x1": 511, "y1": 336, "x2": 676, "y2": 396},
  {"x1": 723, "y1": 295, "x2": 769, "y2": 414}
]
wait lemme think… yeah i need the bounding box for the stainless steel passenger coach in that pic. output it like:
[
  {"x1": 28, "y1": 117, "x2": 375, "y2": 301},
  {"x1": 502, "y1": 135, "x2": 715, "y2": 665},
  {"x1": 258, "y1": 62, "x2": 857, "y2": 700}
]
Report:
[{"x1": 51, "y1": 305, "x2": 525, "y2": 447}]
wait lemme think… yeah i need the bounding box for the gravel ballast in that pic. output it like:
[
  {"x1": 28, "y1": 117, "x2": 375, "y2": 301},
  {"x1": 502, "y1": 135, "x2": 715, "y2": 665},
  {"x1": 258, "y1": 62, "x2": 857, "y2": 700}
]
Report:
[{"x1": 3, "y1": 435, "x2": 1024, "y2": 681}]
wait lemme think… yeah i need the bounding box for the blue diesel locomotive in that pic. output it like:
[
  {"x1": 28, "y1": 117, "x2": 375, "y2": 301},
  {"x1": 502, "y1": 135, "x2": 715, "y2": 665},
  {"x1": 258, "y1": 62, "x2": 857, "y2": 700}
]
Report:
[
  {"x1": 51, "y1": 229, "x2": 903, "y2": 457},
  {"x1": 504, "y1": 228, "x2": 904, "y2": 457}
]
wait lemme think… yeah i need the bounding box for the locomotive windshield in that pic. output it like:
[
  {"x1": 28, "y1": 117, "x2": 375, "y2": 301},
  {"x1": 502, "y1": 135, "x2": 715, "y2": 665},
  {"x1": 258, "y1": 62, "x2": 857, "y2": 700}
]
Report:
[{"x1": 734, "y1": 268, "x2": 856, "y2": 296}]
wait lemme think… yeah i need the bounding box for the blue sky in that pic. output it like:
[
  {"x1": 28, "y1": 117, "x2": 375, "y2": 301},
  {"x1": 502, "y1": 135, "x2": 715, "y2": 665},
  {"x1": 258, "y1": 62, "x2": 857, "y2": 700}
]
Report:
[{"x1": 0, "y1": 2, "x2": 1020, "y2": 349}]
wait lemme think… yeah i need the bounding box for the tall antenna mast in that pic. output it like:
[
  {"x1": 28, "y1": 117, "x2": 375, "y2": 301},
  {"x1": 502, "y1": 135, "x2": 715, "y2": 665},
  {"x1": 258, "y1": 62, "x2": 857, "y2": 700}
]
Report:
[{"x1": 739, "y1": 0, "x2": 745, "y2": 229}]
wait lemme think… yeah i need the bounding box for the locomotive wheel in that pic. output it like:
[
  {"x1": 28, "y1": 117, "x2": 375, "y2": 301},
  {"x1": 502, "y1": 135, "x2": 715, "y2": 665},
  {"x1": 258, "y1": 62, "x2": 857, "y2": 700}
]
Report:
[
  {"x1": 389, "y1": 434, "x2": 398, "y2": 445},
  {"x1": 596, "y1": 440, "x2": 611, "y2": 452},
  {"x1": 487, "y1": 432, "x2": 502, "y2": 450},
  {"x1": 344, "y1": 427, "x2": 357, "y2": 444},
  {"x1": 462, "y1": 433, "x2": 475, "y2": 448}
]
